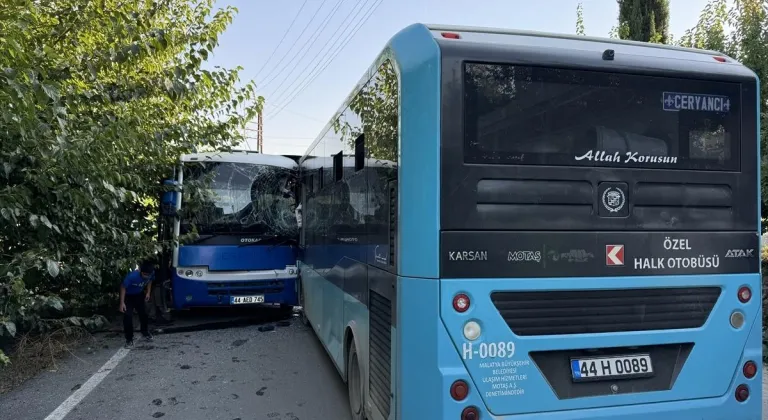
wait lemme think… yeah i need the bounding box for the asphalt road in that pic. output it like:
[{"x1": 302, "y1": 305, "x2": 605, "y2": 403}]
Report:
[
  {"x1": 1, "y1": 320, "x2": 766, "y2": 419},
  {"x1": 0, "y1": 319, "x2": 351, "y2": 420}
]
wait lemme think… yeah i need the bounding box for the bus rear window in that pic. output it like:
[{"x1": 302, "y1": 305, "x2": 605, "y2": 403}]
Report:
[{"x1": 463, "y1": 63, "x2": 741, "y2": 171}]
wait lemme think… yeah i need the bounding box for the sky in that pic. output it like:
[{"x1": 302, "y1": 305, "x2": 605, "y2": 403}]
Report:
[{"x1": 207, "y1": 0, "x2": 718, "y2": 156}]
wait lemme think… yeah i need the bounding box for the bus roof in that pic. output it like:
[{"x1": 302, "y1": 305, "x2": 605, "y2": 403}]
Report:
[
  {"x1": 181, "y1": 151, "x2": 298, "y2": 170},
  {"x1": 426, "y1": 24, "x2": 729, "y2": 58}
]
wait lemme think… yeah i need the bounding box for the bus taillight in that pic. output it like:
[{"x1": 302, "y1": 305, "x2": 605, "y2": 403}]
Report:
[
  {"x1": 743, "y1": 361, "x2": 757, "y2": 379},
  {"x1": 450, "y1": 380, "x2": 469, "y2": 401},
  {"x1": 737, "y1": 286, "x2": 752, "y2": 303},
  {"x1": 453, "y1": 293, "x2": 470, "y2": 312},
  {"x1": 735, "y1": 384, "x2": 750, "y2": 402},
  {"x1": 461, "y1": 406, "x2": 479, "y2": 420}
]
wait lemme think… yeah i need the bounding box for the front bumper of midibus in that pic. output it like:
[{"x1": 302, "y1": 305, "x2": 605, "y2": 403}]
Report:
[{"x1": 171, "y1": 265, "x2": 299, "y2": 309}]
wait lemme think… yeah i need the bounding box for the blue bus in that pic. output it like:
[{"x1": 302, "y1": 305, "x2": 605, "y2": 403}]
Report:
[
  {"x1": 298, "y1": 23, "x2": 762, "y2": 419},
  {"x1": 168, "y1": 151, "x2": 300, "y2": 310}
]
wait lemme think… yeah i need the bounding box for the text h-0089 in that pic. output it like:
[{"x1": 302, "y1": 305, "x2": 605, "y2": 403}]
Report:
[{"x1": 462, "y1": 341, "x2": 516, "y2": 360}]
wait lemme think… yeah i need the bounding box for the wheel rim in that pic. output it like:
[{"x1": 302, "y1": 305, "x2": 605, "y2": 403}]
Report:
[{"x1": 349, "y1": 354, "x2": 362, "y2": 414}]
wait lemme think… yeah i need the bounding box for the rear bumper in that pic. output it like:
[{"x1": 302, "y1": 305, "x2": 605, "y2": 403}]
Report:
[
  {"x1": 171, "y1": 270, "x2": 298, "y2": 309},
  {"x1": 398, "y1": 275, "x2": 763, "y2": 419},
  {"x1": 467, "y1": 392, "x2": 763, "y2": 419}
]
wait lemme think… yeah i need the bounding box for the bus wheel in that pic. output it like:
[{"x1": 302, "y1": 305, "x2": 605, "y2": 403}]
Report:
[{"x1": 347, "y1": 340, "x2": 364, "y2": 420}]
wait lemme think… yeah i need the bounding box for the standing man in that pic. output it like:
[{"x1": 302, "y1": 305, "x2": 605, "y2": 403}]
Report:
[{"x1": 120, "y1": 260, "x2": 155, "y2": 348}]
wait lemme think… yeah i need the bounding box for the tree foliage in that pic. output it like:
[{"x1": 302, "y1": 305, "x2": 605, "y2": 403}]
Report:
[
  {"x1": 0, "y1": 0, "x2": 262, "y2": 362},
  {"x1": 576, "y1": 3, "x2": 586, "y2": 36},
  {"x1": 677, "y1": 0, "x2": 768, "y2": 215},
  {"x1": 616, "y1": 0, "x2": 670, "y2": 43}
]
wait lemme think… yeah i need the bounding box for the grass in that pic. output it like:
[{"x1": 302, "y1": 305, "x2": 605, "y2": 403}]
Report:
[{"x1": 0, "y1": 327, "x2": 95, "y2": 394}]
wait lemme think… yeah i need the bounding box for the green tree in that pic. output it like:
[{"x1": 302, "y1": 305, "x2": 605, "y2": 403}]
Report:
[
  {"x1": 0, "y1": 0, "x2": 261, "y2": 359},
  {"x1": 616, "y1": 0, "x2": 670, "y2": 43},
  {"x1": 576, "y1": 3, "x2": 586, "y2": 36},
  {"x1": 678, "y1": 0, "x2": 768, "y2": 217}
]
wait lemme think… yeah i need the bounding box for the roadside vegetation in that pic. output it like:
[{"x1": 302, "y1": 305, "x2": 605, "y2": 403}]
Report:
[{"x1": 0, "y1": 0, "x2": 262, "y2": 372}]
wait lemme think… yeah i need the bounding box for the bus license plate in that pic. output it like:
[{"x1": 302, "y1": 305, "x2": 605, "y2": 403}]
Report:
[
  {"x1": 231, "y1": 295, "x2": 265, "y2": 304},
  {"x1": 571, "y1": 354, "x2": 653, "y2": 381}
]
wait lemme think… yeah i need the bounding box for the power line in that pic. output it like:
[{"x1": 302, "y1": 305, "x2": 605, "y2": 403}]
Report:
[
  {"x1": 266, "y1": 0, "x2": 380, "y2": 119},
  {"x1": 250, "y1": 0, "x2": 309, "y2": 81},
  {"x1": 267, "y1": 0, "x2": 373, "y2": 107},
  {"x1": 267, "y1": 0, "x2": 385, "y2": 120},
  {"x1": 257, "y1": 0, "x2": 330, "y2": 89},
  {"x1": 262, "y1": 0, "x2": 346, "y2": 100},
  {"x1": 279, "y1": 108, "x2": 327, "y2": 123},
  {"x1": 267, "y1": 0, "x2": 383, "y2": 119}
]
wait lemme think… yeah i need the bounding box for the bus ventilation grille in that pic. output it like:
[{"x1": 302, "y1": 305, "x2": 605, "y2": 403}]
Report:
[
  {"x1": 369, "y1": 290, "x2": 392, "y2": 417},
  {"x1": 490, "y1": 287, "x2": 721, "y2": 336}
]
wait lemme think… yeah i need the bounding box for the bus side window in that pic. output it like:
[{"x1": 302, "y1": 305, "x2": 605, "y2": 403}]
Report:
[
  {"x1": 333, "y1": 151, "x2": 343, "y2": 182},
  {"x1": 354, "y1": 134, "x2": 364, "y2": 172}
]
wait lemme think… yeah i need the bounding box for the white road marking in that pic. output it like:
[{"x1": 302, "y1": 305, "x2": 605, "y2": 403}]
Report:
[{"x1": 43, "y1": 347, "x2": 131, "y2": 420}]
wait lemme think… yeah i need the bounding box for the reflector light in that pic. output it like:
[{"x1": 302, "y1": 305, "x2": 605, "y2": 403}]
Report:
[
  {"x1": 441, "y1": 32, "x2": 461, "y2": 39},
  {"x1": 713, "y1": 56, "x2": 727, "y2": 62},
  {"x1": 461, "y1": 406, "x2": 479, "y2": 420},
  {"x1": 463, "y1": 321, "x2": 481, "y2": 341},
  {"x1": 743, "y1": 361, "x2": 757, "y2": 379},
  {"x1": 453, "y1": 293, "x2": 470, "y2": 313},
  {"x1": 737, "y1": 286, "x2": 752, "y2": 303},
  {"x1": 730, "y1": 311, "x2": 745, "y2": 329},
  {"x1": 450, "y1": 380, "x2": 469, "y2": 401},
  {"x1": 735, "y1": 384, "x2": 749, "y2": 402}
]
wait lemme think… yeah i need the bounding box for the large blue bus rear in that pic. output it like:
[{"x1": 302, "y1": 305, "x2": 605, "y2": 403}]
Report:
[
  {"x1": 300, "y1": 23, "x2": 762, "y2": 420},
  {"x1": 171, "y1": 152, "x2": 300, "y2": 310}
]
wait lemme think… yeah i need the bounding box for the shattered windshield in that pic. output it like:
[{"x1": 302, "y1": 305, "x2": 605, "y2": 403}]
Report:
[{"x1": 180, "y1": 162, "x2": 298, "y2": 237}]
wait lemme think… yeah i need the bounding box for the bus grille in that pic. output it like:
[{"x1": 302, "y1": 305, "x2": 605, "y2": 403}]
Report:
[
  {"x1": 490, "y1": 287, "x2": 721, "y2": 336},
  {"x1": 369, "y1": 290, "x2": 392, "y2": 417}
]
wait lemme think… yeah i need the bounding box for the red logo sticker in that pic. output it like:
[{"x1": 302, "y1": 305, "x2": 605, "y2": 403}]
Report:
[{"x1": 606, "y1": 245, "x2": 624, "y2": 266}]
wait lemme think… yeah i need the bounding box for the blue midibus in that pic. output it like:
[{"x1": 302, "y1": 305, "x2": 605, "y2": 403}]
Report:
[
  {"x1": 168, "y1": 151, "x2": 300, "y2": 310},
  {"x1": 298, "y1": 23, "x2": 762, "y2": 419}
]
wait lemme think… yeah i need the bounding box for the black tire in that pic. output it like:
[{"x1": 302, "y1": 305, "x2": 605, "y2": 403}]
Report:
[{"x1": 347, "y1": 340, "x2": 364, "y2": 420}]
